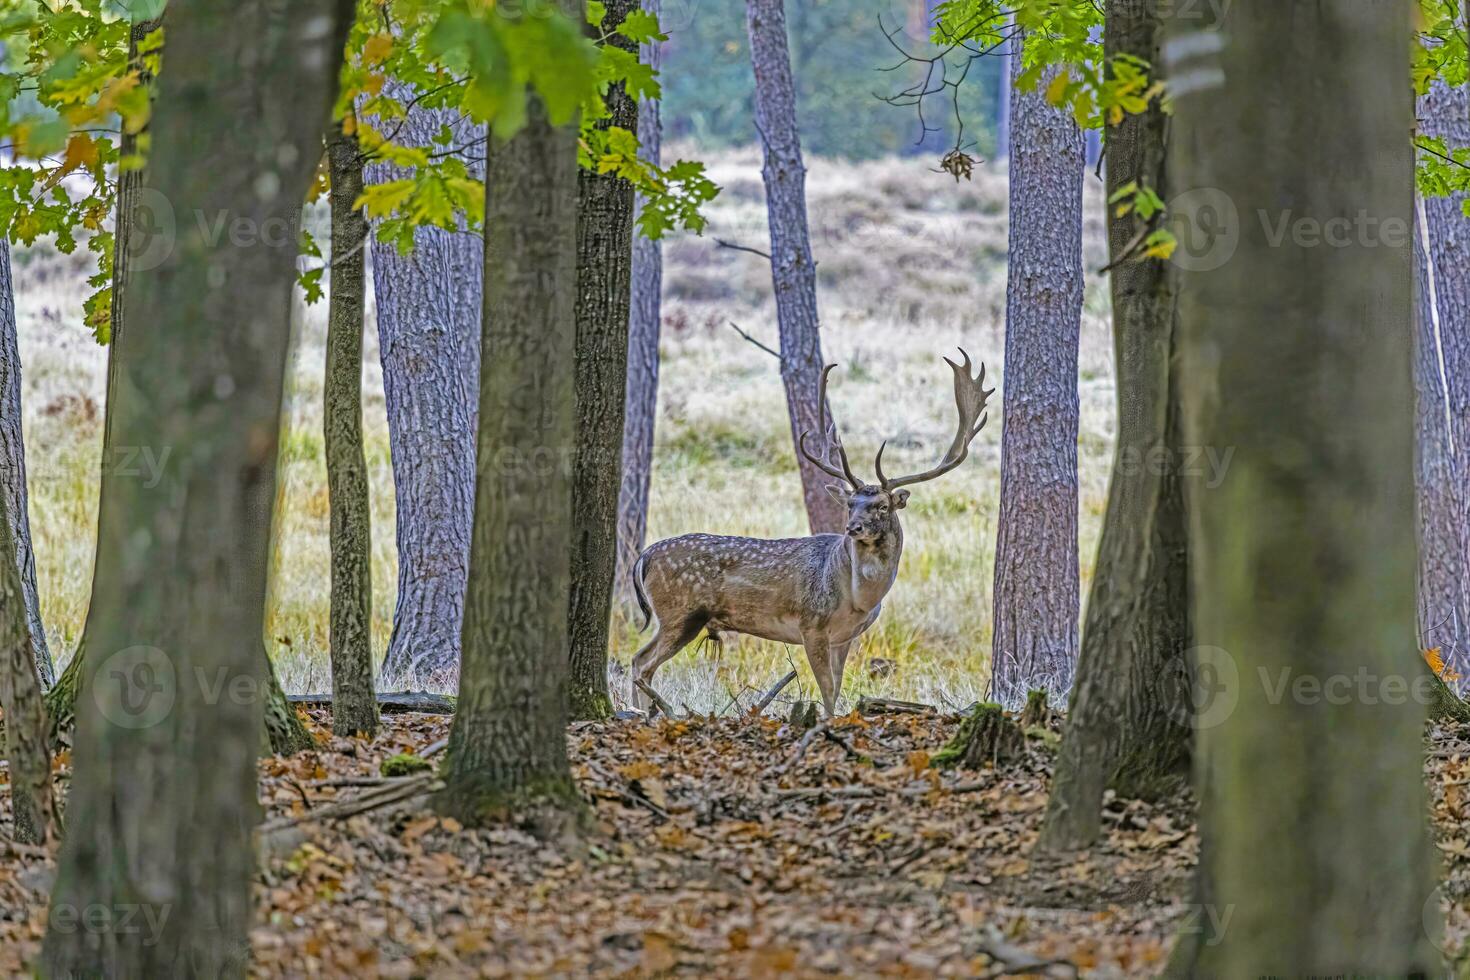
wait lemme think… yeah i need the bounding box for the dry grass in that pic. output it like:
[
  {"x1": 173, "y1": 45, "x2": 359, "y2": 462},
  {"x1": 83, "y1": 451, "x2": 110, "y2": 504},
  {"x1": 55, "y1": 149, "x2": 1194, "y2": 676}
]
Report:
[{"x1": 15, "y1": 147, "x2": 1116, "y2": 713}]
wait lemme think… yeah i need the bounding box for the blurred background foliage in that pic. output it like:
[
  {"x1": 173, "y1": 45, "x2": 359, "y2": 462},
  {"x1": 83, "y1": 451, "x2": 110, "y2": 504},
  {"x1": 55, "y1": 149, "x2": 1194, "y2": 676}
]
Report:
[{"x1": 660, "y1": 0, "x2": 1005, "y2": 160}]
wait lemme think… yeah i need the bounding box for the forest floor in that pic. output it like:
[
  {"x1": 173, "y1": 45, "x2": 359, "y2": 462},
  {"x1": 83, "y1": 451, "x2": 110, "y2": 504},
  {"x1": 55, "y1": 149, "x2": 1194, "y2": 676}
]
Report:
[{"x1": 8, "y1": 702, "x2": 1470, "y2": 977}]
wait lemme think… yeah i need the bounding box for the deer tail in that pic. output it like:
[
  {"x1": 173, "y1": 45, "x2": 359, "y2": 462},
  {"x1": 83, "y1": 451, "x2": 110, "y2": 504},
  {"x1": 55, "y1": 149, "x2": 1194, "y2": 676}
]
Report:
[{"x1": 632, "y1": 550, "x2": 654, "y2": 632}]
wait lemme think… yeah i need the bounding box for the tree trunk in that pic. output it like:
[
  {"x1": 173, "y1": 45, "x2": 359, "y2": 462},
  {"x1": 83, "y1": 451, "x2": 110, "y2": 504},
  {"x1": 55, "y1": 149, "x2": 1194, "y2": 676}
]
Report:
[
  {"x1": 1035, "y1": 0, "x2": 1191, "y2": 856},
  {"x1": 46, "y1": 17, "x2": 312, "y2": 757},
  {"x1": 745, "y1": 0, "x2": 845, "y2": 534},
  {"x1": 0, "y1": 441, "x2": 53, "y2": 845},
  {"x1": 435, "y1": 52, "x2": 588, "y2": 836},
  {"x1": 614, "y1": 0, "x2": 665, "y2": 603},
  {"x1": 45, "y1": 14, "x2": 160, "y2": 728},
  {"x1": 1415, "y1": 52, "x2": 1470, "y2": 675},
  {"x1": 324, "y1": 117, "x2": 377, "y2": 737},
  {"x1": 0, "y1": 239, "x2": 51, "y2": 686},
  {"x1": 41, "y1": 1, "x2": 351, "y2": 974},
  {"x1": 362, "y1": 92, "x2": 482, "y2": 687},
  {"x1": 1167, "y1": 1, "x2": 1436, "y2": 971},
  {"x1": 989, "y1": 40, "x2": 1083, "y2": 706},
  {"x1": 568, "y1": 0, "x2": 640, "y2": 721}
]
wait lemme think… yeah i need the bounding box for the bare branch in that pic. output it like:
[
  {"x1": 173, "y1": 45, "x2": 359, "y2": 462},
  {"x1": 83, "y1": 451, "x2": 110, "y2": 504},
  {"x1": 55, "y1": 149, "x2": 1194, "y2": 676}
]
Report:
[
  {"x1": 715, "y1": 237, "x2": 772, "y2": 260},
  {"x1": 728, "y1": 321, "x2": 782, "y2": 360}
]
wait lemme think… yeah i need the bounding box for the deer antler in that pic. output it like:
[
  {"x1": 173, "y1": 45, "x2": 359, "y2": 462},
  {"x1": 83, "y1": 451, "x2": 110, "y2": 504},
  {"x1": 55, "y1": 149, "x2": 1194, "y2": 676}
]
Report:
[
  {"x1": 798, "y1": 363, "x2": 863, "y2": 491},
  {"x1": 875, "y1": 349, "x2": 993, "y2": 490}
]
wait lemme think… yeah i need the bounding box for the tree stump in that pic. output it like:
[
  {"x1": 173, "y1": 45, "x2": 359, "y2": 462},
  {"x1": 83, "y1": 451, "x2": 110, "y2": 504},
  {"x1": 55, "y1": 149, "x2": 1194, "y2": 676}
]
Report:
[
  {"x1": 1018, "y1": 689, "x2": 1054, "y2": 730},
  {"x1": 932, "y1": 703, "x2": 1026, "y2": 769}
]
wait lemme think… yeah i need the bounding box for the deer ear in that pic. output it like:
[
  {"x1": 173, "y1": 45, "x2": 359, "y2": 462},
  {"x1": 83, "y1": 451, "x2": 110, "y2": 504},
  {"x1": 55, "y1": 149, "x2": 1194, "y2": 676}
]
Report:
[
  {"x1": 826, "y1": 484, "x2": 852, "y2": 505},
  {"x1": 891, "y1": 489, "x2": 911, "y2": 509}
]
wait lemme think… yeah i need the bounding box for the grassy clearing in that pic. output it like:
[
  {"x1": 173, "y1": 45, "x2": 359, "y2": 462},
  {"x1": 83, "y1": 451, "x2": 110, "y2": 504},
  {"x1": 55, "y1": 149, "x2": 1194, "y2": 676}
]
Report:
[{"x1": 16, "y1": 148, "x2": 1116, "y2": 713}]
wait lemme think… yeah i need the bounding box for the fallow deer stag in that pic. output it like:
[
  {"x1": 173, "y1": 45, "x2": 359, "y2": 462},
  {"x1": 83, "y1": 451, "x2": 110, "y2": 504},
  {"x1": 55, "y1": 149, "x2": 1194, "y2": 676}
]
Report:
[{"x1": 629, "y1": 350, "x2": 993, "y2": 716}]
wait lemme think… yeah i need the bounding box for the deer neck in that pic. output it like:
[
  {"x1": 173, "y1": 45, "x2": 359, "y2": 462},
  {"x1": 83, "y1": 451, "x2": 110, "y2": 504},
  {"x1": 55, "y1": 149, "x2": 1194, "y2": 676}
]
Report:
[{"x1": 842, "y1": 523, "x2": 903, "y2": 614}]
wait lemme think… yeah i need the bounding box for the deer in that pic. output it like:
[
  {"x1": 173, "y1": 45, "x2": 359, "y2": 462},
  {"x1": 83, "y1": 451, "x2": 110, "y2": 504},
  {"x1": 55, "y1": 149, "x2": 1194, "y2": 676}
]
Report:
[{"x1": 628, "y1": 350, "x2": 993, "y2": 717}]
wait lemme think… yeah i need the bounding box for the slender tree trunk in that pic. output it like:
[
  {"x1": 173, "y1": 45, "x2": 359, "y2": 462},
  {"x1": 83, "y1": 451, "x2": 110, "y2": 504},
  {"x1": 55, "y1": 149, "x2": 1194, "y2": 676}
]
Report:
[
  {"x1": 745, "y1": 0, "x2": 845, "y2": 534},
  {"x1": 0, "y1": 449, "x2": 52, "y2": 845},
  {"x1": 1167, "y1": 2, "x2": 1435, "y2": 971},
  {"x1": 436, "y1": 46, "x2": 588, "y2": 836},
  {"x1": 362, "y1": 92, "x2": 482, "y2": 687},
  {"x1": 40, "y1": 2, "x2": 351, "y2": 974},
  {"x1": 1035, "y1": 0, "x2": 1191, "y2": 856},
  {"x1": 1415, "y1": 54, "x2": 1470, "y2": 675},
  {"x1": 614, "y1": 0, "x2": 665, "y2": 602},
  {"x1": 1416, "y1": 197, "x2": 1466, "y2": 669},
  {"x1": 568, "y1": 0, "x2": 640, "y2": 721},
  {"x1": 324, "y1": 117, "x2": 377, "y2": 737},
  {"x1": 989, "y1": 41, "x2": 1083, "y2": 706},
  {"x1": 0, "y1": 239, "x2": 51, "y2": 686}
]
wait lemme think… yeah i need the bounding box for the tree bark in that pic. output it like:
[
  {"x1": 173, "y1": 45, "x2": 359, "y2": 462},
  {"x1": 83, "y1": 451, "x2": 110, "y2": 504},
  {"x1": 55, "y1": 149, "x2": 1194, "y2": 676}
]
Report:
[
  {"x1": 1168, "y1": 1, "x2": 1436, "y2": 972},
  {"x1": 614, "y1": 0, "x2": 665, "y2": 603},
  {"x1": 1415, "y1": 51, "x2": 1470, "y2": 674},
  {"x1": 435, "y1": 48, "x2": 588, "y2": 836},
  {"x1": 745, "y1": 0, "x2": 845, "y2": 534},
  {"x1": 0, "y1": 438, "x2": 53, "y2": 845},
  {"x1": 325, "y1": 117, "x2": 377, "y2": 737},
  {"x1": 1035, "y1": 0, "x2": 1191, "y2": 856},
  {"x1": 0, "y1": 239, "x2": 51, "y2": 686},
  {"x1": 40, "y1": 1, "x2": 351, "y2": 974},
  {"x1": 989, "y1": 40, "x2": 1082, "y2": 706},
  {"x1": 46, "y1": 13, "x2": 159, "y2": 728},
  {"x1": 37, "y1": 12, "x2": 311, "y2": 758},
  {"x1": 568, "y1": 0, "x2": 640, "y2": 721},
  {"x1": 362, "y1": 91, "x2": 483, "y2": 687}
]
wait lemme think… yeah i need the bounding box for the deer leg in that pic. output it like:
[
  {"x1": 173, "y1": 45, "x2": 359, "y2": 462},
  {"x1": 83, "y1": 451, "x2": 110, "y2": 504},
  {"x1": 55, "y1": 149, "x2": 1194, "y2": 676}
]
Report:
[
  {"x1": 630, "y1": 615, "x2": 706, "y2": 712},
  {"x1": 829, "y1": 640, "x2": 855, "y2": 714},
  {"x1": 802, "y1": 633, "x2": 837, "y2": 717}
]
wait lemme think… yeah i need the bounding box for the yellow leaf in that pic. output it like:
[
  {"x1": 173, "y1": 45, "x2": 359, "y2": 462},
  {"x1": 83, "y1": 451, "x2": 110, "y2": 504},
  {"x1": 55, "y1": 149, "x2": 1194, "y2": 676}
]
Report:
[
  {"x1": 1143, "y1": 240, "x2": 1178, "y2": 260},
  {"x1": 64, "y1": 133, "x2": 99, "y2": 172},
  {"x1": 1426, "y1": 647, "x2": 1447, "y2": 677},
  {"x1": 363, "y1": 32, "x2": 394, "y2": 65},
  {"x1": 1045, "y1": 72, "x2": 1070, "y2": 107}
]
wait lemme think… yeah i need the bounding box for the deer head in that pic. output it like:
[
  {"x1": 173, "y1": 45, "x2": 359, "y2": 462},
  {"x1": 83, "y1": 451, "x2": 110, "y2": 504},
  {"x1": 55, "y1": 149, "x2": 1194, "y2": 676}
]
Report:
[{"x1": 799, "y1": 349, "x2": 995, "y2": 542}]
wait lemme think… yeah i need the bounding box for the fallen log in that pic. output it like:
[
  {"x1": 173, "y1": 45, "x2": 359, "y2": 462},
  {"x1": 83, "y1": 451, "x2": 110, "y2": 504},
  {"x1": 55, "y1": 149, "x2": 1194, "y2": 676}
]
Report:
[
  {"x1": 287, "y1": 691, "x2": 456, "y2": 715},
  {"x1": 855, "y1": 696, "x2": 936, "y2": 716}
]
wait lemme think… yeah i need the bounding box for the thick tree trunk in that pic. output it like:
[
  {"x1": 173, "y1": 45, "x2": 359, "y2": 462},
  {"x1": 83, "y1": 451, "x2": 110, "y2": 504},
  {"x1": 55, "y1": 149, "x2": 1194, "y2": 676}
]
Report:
[
  {"x1": 40, "y1": 2, "x2": 351, "y2": 974},
  {"x1": 1415, "y1": 58, "x2": 1470, "y2": 674},
  {"x1": 614, "y1": 0, "x2": 665, "y2": 603},
  {"x1": 1035, "y1": 0, "x2": 1191, "y2": 856},
  {"x1": 0, "y1": 239, "x2": 51, "y2": 686},
  {"x1": 325, "y1": 117, "x2": 377, "y2": 737},
  {"x1": 745, "y1": 0, "x2": 845, "y2": 534},
  {"x1": 1168, "y1": 1, "x2": 1436, "y2": 972},
  {"x1": 436, "y1": 58, "x2": 588, "y2": 835},
  {"x1": 568, "y1": 0, "x2": 640, "y2": 721},
  {"x1": 0, "y1": 452, "x2": 53, "y2": 845},
  {"x1": 38, "y1": 11, "x2": 311, "y2": 758},
  {"x1": 362, "y1": 92, "x2": 482, "y2": 687},
  {"x1": 989, "y1": 41, "x2": 1082, "y2": 706}
]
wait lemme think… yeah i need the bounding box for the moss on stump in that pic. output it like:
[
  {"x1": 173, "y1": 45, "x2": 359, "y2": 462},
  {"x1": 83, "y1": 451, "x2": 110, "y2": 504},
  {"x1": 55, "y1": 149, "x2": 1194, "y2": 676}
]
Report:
[{"x1": 932, "y1": 702, "x2": 1026, "y2": 770}]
